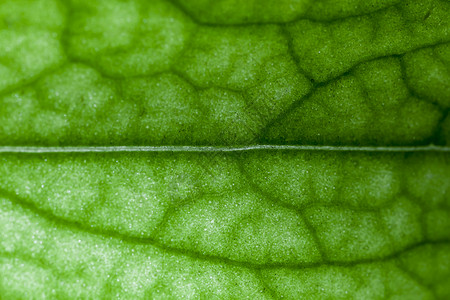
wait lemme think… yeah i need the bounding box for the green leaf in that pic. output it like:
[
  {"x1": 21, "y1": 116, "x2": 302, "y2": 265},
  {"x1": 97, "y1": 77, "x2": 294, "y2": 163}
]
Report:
[{"x1": 0, "y1": 0, "x2": 449, "y2": 299}]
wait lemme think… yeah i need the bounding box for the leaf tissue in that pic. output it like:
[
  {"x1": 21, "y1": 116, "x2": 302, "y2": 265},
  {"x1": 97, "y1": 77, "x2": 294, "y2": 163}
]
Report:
[{"x1": 0, "y1": 0, "x2": 449, "y2": 299}]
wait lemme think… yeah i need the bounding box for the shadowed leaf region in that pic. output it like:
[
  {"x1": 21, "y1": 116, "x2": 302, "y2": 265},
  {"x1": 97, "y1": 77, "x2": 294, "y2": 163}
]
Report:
[{"x1": 0, "y1": 0, "x2": 449, "y2": 146}]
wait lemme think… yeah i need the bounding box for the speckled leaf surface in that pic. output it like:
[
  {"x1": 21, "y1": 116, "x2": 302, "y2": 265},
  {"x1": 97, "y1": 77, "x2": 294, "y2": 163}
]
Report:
[{"x1": 0, "y1": 0, "x2": 449, "y2": 299}]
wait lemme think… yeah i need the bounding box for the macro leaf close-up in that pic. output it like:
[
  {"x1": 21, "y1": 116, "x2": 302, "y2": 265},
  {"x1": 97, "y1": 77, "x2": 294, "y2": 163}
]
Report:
[{"x1": 0, "y1": 0, "x2": 449, "y2": 299}]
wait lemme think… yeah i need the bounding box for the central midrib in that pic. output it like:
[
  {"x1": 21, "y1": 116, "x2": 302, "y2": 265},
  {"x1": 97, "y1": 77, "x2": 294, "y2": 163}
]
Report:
[{"x1": 0, "y1": 145, "x2": 449, "y2": 153}]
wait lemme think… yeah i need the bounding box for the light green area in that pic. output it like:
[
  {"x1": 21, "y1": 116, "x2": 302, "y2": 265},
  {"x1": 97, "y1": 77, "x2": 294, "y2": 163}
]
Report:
[
  {"x1": 261, "y1": 252, "x2": 448, "y2": 299},
  {"x1": 1, "y1": 0, "x2": 450, "y2": 299},
  {"x1": 0, "y1": 152, "x2": 449, "y2": 299},
  {"x1": 0, "y1": 195, "x2": 269, "y2": 299},
  {"x1": 0, "y1": 0, "x2": 65, "y2": 93},
  {"x1": 66, "y1": 0, "x2": 194, "y2": 77}
]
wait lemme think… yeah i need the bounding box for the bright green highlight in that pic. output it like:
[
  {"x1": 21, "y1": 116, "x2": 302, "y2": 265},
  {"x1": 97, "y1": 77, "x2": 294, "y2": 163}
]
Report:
[{"x1": 0, "y1": 151, "x2": 449, "y2": 299}]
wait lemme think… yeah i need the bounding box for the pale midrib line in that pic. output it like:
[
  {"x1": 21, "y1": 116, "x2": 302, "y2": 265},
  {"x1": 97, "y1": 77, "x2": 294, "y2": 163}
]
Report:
[{"x1": 0, "y1": 145, "x2": 449, "y2": 153}]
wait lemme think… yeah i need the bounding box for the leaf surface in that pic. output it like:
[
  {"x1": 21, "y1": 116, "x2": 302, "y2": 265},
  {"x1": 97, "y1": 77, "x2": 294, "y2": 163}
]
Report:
[{"x1": 0, "y1": 0, "x2": 449, "y2": 299}]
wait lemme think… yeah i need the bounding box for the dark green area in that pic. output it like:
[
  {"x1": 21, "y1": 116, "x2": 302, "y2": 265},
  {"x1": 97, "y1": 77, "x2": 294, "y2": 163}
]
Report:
[{"x1": 0, "y1": 0, "x2": 449, "y2": 146}]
